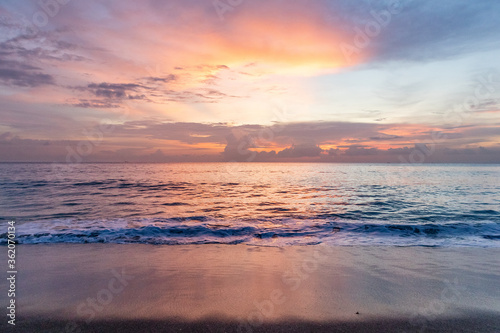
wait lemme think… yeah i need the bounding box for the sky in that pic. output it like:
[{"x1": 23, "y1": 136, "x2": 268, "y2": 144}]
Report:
[{"x1": 0, "y1": 0, "x2": 499, "y2": 163}]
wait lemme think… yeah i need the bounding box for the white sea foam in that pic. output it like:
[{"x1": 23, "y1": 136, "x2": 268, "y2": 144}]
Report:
[{"x1": 3, "y1": 217, "x2": 500, "y2": 247}]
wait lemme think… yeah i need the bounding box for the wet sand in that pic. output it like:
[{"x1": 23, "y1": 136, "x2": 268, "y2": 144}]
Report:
[{"x1": 1, "y1": 244, "x2": 500, "y2": 332}]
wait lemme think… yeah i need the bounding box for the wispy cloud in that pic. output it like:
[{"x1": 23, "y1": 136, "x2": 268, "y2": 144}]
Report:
[
  {"x1": 0, "y1": 0, "x2": 499, "y2": 162},
  {"x1": 0, "y1": 66, "x2": 54, "y2": 87}
]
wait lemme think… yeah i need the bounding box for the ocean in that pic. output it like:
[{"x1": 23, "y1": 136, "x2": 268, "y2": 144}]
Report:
[{"x1": 1, "y1": 163, "x2": 499, "y2": 247}]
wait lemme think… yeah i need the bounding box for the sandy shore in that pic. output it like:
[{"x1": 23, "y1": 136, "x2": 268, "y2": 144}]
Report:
[{"x1": 1, "y1": 244, "x2": 500, "y2": 332}]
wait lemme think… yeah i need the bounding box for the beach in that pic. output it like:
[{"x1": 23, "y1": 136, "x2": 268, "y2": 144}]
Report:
[{"x1": 2, "y1": 244, "x2": 499, "y2": 332}]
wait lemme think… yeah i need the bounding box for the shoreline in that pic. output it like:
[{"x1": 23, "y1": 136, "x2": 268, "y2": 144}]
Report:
[
  {"x1": 6, "y1": 313, "x2": 500, "y2": 333},
  {"x1": 1, "y1": 244, "x2": 499, "y2": 332}
]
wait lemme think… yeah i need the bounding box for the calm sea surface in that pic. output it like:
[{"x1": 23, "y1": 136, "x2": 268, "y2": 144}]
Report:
[{"x1": 1, "y1": 163, "x2": 499, "y2": 247}]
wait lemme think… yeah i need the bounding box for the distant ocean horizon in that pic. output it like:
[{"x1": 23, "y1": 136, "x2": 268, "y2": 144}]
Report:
[{"x1": 1, "y1": 163, "x2": 499, "y2": 247}]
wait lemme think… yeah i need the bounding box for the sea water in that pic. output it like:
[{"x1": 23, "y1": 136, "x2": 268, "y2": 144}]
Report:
[{"x1": 1, "y1": 163, "x2": 499, "y2": 247}]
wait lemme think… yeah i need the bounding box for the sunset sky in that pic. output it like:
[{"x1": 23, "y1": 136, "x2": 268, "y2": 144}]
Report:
[{"x1": 1, "y1": 0, "x2": 500, "y2": 162}]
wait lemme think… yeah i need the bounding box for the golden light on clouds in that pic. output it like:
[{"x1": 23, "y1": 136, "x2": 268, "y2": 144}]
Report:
[{"x1": 1, "y1": 0, "x2": 499, "y2": 162}]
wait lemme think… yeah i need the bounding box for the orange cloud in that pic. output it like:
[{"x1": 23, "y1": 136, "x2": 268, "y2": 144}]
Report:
[
  {"x1": 73, "y1": 0, "x2": 365, "y2": 77},
  {"x1": 205, "y1": 1, "x2": 366, "y2": 75}
]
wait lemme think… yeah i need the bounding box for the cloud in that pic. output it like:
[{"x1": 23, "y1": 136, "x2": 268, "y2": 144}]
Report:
[
  {"x1": 114, "y1": 120, "x2": 231, "y2": 144},
  {"x1": 86, "y1": 82, "x2": 144, "y2": 99},
  {"x1": 0, "y1": 67, "x2": 54, "y2": 87},
  {"x1": 70, "y1": 79, "x2": 237, "y2": 108},
  {"x1": 0, "y1": 51, "x2": 55, "y2": 87},
  {"x1": 222, "y1": 130, "x2": 257, "y2": 162},
  {"x1": 276, "y1": 144, "x2": 323, "y2": 158},
  {"x1": 96, "y1": 119, "x2": 500, "y2": 152},
  {"x1": 0, "y1": 15, "x2": 87, "y2": 88},
  {"x1": 343, "y1": 146, "x2": 379, "y2": 156},
  {"x1": 0, "y1": 17, "x2": 87, "y2": 64},
  {"x1": 2, "y1": 130, "x2": 500, "y2": 163},
  {"x1": 0, "y1": 0, "x2": 499, "y2": 162},
  {"x1": 145, "y1": 74, "x2": 177, "y2": 83},
  {"x1": 69, "y1": 99, "x2": 121, "y2": 108},
  {"x1": 369, "y1": 134, "x2": 403, "y2": 141},
  {"x1": 364, "y1": 0, "x2": 500, "y2": 62}
]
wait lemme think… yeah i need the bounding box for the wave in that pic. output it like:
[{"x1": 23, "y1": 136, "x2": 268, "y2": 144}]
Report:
[{"x1": 1, "y1": 218, "x2": 500, "y2": 247}]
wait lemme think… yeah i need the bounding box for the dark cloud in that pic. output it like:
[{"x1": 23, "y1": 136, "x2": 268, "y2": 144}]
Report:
[
  {"x1": 343, "y1": 146, "x2": 379, "y2": 156},
  {"x1": 0, "y1": 67, "x2": 54, "y2": 87},
  {"x1": 222, "y1": 131, "x2": 257, "y2": 162},
  {"x1": 2, "y1": 117, "x2": 500, "y2": 163},
  {"x1": 12, "y1": 46, "x2": 85, "y2": 62},
  {"x1": 369, "y1": 134, "x2": 403, "y2": 141},
  {"x1": 0, "y1": 18, "x2": 86, "y2": 88},
  {"x1": 70, "y1": 81, "x2": 159, "y2": 106},
  {"x1": 75, "y1": 80, "x2": 233, "y2": 105},
  {"x1": 0, "y1": 36, "x2": 55, "y2": 87},
  {"x1": 277, "y1": 144, "x2": 323, "y2": 158},
  {"x1": 0, "y1": 52, "x2": 55, "y2": 87},
  {"x1": 87, "y1": 82, "x2": 144, "y2": 99},
  {"x1": 0, "y1": 132, "x2": 15, "y2": 141},
  {"x1": 0, "y1": 59, "x2": 40, "y2": 71},
  {"x1": 0, "y1": 23, "x2": 87, "y2": 63},
  {"x1": 145, "y1": 74, "x2": 177, "y2": 83},
  {"x1": 69, "y1": 99, "x2": 121, "y2": 108},
  {"x1": 1, "y1": 132, "x2": 499, "y2": 163},
  {"x1": 105, "y1": 120, "x2": 500, "y2": 152},
  {"x1": 3, "y1": 116, "x2": 498, "y2": 162}
]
